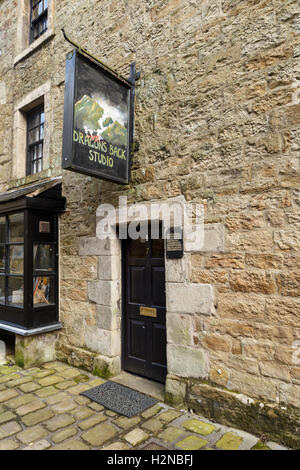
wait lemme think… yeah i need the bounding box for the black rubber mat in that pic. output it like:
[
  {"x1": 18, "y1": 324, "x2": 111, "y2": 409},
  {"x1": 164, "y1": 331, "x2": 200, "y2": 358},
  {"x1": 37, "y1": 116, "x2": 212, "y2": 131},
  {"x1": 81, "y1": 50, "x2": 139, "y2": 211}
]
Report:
[{"x1": 80, "y1": 380, "x2": 158, "y2": 417}]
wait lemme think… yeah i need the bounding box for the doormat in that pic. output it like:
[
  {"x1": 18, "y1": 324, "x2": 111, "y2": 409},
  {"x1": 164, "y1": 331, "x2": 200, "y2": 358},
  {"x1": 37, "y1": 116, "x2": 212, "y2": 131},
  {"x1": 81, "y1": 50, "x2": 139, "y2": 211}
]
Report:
[{"x1": 80, "y1": 381, "x2": 158, "y2": 418}]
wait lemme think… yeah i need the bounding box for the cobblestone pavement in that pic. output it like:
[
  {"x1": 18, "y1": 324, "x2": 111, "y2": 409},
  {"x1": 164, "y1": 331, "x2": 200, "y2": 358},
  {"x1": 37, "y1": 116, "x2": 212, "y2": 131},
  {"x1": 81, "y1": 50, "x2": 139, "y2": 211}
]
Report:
[{"x1": 0, "y1": 361, "x2": 287, "y2": 451}]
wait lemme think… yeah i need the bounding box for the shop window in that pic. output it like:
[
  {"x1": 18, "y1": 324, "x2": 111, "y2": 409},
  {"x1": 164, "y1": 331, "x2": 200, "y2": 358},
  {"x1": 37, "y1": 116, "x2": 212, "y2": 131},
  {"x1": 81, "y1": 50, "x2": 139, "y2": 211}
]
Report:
[
  {"x1": 27, "y1": 105, "x2": 45, "y2": 175},
  {"x1": 0, "y1": 214, "x2": 24, "y2": 308},
  {"x1": 30, "y1": 0, "x2": 48, "y2": 44},
  {"x1": 0, "y1": 183, "x2": 65, "y2": 334}
]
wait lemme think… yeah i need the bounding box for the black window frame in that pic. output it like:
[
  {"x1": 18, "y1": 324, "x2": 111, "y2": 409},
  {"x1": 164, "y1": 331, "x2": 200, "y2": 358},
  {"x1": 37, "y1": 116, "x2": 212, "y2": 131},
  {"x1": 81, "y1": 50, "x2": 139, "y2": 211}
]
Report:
[
  {"x1": 0, "y1": 189, "x2": 65, "y2": 333},
  {"x1": 0, "y1": 213, "x2": 25, "y2": 310},
  {"x1": 29, "y1": 0, "x2": 48, "y2": 44},
  {"x1": 26, "y1": 105, "x2": 45, "y2": 176}
]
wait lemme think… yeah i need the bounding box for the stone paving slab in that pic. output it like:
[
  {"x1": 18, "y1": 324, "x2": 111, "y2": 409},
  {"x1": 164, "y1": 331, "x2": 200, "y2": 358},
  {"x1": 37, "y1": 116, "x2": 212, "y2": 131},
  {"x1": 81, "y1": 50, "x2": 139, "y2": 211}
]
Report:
[{"x1": 0, "y1": 361, "x2": 289, "y2": 451}]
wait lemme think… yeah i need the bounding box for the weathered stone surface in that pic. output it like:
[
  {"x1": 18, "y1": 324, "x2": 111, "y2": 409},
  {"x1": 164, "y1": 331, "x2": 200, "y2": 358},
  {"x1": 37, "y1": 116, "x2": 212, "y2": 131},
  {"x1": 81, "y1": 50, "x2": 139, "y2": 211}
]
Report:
[
  {"x1": 113, "y1": 416, "x2": 141, "y2": 430},
  {"x1": 88, "y1": 280, "x2": 120, "y2": 306},
  {"x1": 216, "y1": 432, "x2": 243, "y2": 450},
  {"x1": 17, "y1": 425, "x2": 48, "y2": 445},
  {"x1": 186, "y1": 223, "x2": 225, "y2": 253},
  {"x1": 79, "y1": 237, "x2": 120, "y2": 257},
  {"x1": 165, "y1": 377, "x2": 187, "y2": 406},
  {"x1": 142, "y1": 417, "x2": 164, "y2": 433},
  {"x1": 167, "y1": 345, "x2": 209, "y2": 379},
  {"x1": 167, "y1": 314, "x2": 193, "y2": 346},
  {"x1": 81, "y1": 423, "x2": 117, "y2": 446},
  {"x1": 176, "y1": 435, "x2": 208, "y2": 450},
  {"x1": 52, "y1": 399, "x2": 77, "y2": 414},
  {"x1": 15, "y1": 332, "x2": 58, "y2": 369},
  {"x1": 0, "y1": 389, "x2": 19, "y2": 403},
  {"x1": 93, "y1": 354, "x2": 121, "y2": 379},
  {"x1": 166, "y1": 283, "x2": 216, "y2": 315},
  {"x1": 19, "y1": 382, "x2": 41, "y2": 393},
  {"x1": 124, "y1": 428, "x2": 149, "y2": 446},
  {"x1": 0, "y1": 439, "x2": 19, "y2": 450},
  {"x1": 22, "y1": 409, "x2": 54, "y2": 427},
  {"x1": 158, "y1": 426, "x2": 185, "y2": 442},
  {"x1": 95, "y1": 305, "x2": 120, "y2": 331},
  {"x1": 182, "y1": 419, "x2": 216, "y2": 436},
  {"x1": 38, "y1": 375, "x2": 64, "y2": 387},
  {"x1": 23, "y1": 439, "x2": 51, "y2": 450},
  {"x1": 52, "y1": 439, "x2": 89, "y2": 450},
  {"x1": 35, "y1": 386, "x2": 57, "y2": 398},
  {"x1": 141, "y1": 404, "x2": 164, "y2": 419},
  {"x1": 52, "y1": 426, "x2": 77, "y2": 444},
  {"x1": 72, "y1": 406, "x2": 94, "y2": 421},
  {"x1": 102, "y1": 442, "x2": 130, "y2": 450},
  {"x1": 98, "y1": 255, "x2": 121, "y2": 281},
  {"x1": 0, "y1": 411, "x2": 16, "y2": 424},
  {"x1": 45, "y1": 414, "x2": 75, "y2": 432},
  {"x1": 57, "y1": 368, "x2": 81, "y2": 379},
  {"x1": 16, "y1": 400, "x2": 46, "y2": 416},
  {"x1": 5, "y1": 394, "x2": 35, "y2": 409},
  {"x1": 84, "y1": 327, "x2": 121, "y2": 357},
  {"x1": 158, "y1": 410, "x2": 182, "y2": 423},
  {"x1": 0, "y1": 421, "x2": 22, "y2": 439},
  {"x1": 78, "y1": 413, "x2": 106, "y2": 430}
]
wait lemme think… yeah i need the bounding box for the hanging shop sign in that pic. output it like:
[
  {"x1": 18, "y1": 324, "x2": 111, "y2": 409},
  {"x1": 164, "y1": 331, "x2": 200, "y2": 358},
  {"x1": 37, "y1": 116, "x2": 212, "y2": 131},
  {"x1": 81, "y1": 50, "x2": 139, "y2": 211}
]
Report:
[{"x1": 62, "y1": 49, "x2": 134, "y2": 184}]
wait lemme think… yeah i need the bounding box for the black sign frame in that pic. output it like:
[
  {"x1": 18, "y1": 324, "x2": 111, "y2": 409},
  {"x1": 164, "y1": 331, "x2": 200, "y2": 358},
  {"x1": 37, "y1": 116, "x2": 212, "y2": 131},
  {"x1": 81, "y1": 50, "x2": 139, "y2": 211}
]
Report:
[
  {"x1": 166, "y1": 226, "x2": 184, "y2": 259},
  {"x1": 62, "y1": 49, "x2": 134, "y2": 184}
]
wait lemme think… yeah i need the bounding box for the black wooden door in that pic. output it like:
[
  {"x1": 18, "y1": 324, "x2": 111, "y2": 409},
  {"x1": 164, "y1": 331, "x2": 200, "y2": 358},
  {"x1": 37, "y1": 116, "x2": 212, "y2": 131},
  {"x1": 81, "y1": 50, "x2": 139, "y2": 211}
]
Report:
[{"x1": 122, "y1": 231, "x2": 167, "y2": 383}]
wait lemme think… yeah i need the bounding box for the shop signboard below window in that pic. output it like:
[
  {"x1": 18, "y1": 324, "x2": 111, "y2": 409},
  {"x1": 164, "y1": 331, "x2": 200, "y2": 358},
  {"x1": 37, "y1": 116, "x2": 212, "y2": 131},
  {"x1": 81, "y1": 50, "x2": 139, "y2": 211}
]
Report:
[{"x1": 62, "y1": 50, "x2": 133, "y2": 184}]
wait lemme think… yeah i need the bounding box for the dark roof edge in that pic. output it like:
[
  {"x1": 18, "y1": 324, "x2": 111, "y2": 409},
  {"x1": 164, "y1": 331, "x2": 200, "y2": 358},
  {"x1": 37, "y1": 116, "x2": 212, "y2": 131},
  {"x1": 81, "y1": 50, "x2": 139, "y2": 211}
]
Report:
[{"x1": 0, "y1": 177, "x2": 62, "y2": 203}]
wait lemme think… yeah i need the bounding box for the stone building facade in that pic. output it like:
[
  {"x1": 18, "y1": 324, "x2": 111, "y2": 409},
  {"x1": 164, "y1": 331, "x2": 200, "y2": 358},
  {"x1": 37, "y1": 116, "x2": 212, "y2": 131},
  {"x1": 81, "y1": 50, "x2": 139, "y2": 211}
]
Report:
[{"x1": 0, "y1": 0, "x2": 299, "y2": 448}]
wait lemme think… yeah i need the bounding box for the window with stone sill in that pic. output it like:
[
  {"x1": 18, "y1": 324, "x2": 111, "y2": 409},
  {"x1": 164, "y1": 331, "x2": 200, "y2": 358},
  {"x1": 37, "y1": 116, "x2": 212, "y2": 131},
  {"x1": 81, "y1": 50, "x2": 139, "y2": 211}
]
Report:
[
  {"x1": 14, "y1": 1, "x2": 54, "y2": 65},
  {"x1": 26, "y1": 105, "x2": 45, "y2": 176},
  {"x1": 30, "y1": 0, "x2": 48, "y2": 44}
]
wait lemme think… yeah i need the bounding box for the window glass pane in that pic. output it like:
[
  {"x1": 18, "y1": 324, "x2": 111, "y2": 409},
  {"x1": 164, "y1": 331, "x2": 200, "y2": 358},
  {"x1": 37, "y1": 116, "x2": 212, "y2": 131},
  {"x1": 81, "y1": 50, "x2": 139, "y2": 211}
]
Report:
[
  {"x1": 32, "y1": 160, "x2": 37, "y2": 174},
  {"x1": 38, "y1": 1, "x2": 43, "y2": 15},
  {"x1": 32, "y1": 4, "x2": 38, "y2": 20},
  {"x1": 0, "y1": 276, "x2": 4, "y2": 305},
  {"x1": 0, "y1": 217, "x2": 5, "y2": 243},
  {"x1": 9, "y1": 246, "x2": 24, "y2": 274},
  {"x1": 34, "y1": 244, "x2": 55, "y2": 272},
  {"x1": 28, "y1": 111, "x2": 40, "y2": 128},
  {"x1": 0, "y1": 246, "x2": 5, "y2": 271},
  {"x1": 33, "y1": 277, "x2": 55, "y2": 307},
  {"x1": 7, "y1": 277, "x2": 24, "y2": 308},
  {"x1": 44, "y1": 0, "x2": 48, "y2": 9},
  {"x1": 40, "y1": 123, "x2": 44, "y2": 139},
  {"x1": 29, "y1": 127, "x2": 39, "y2": 144},
  {"x1": 9, "y1": 213, "x2": 24, "y2": 242},
  {"x1": 38, "y1": 143, "x2": 43, "y2": 158}
]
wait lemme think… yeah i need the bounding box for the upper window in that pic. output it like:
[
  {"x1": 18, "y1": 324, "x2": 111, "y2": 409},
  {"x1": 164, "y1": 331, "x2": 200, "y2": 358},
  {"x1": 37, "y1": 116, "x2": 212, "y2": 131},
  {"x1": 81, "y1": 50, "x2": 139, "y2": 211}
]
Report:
[
  {"x1": 30, "y1": 0, "x2": 48, "y2": 44},
  {"x1": 26, "y1": 106, "x2": 45, "y2": 175}
]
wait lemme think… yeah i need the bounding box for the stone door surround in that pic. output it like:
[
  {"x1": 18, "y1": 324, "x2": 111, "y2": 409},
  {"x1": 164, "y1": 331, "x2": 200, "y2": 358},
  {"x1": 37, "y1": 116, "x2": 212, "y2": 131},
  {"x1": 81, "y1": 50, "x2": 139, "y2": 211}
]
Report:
[{"x1": 78, "y1": 196, "x2": 224, "y2": 382}]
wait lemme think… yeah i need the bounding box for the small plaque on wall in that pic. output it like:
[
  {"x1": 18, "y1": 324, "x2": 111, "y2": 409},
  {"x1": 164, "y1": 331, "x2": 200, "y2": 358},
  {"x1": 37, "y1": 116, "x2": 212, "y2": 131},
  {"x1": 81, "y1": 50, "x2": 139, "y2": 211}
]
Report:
[
  {"x1": 166, "y1": 226, "x2": 184, "y2": 259},
  {"x1": 39, "y1": 221, "x2": 51, "y2": 233}
]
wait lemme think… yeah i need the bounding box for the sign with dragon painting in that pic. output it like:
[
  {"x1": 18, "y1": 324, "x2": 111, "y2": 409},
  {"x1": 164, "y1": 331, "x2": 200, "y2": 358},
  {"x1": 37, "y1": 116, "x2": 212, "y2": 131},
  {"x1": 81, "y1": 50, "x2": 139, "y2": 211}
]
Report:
[{"x1": 62, "y1": 50, "x2": 133, "y2": 184}]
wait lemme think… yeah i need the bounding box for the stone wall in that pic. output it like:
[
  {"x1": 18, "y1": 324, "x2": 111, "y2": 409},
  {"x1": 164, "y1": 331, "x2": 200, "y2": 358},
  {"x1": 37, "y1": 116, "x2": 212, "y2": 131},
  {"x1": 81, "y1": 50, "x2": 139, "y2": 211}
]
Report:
[{"x1": 0, "y1": 0, "x2": 299, "y2": 447}]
